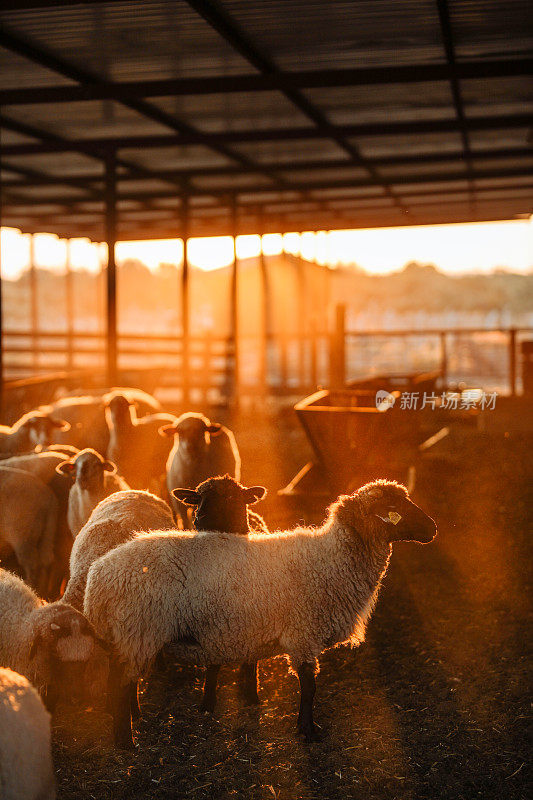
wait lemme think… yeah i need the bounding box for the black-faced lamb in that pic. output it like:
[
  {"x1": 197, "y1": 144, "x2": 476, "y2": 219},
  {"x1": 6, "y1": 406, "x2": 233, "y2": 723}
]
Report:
[
  {"x1": 0, "y1": 410, "x2": 70, "y2": 455},
  {"x1": 0, "y1": 667, "x2": 56, "y2": 800},
  {"x1": 160, "y1": 412, "x2": 241, "y2": 527},
  {"x1": 0, "y1": 568, "x2": 108, "y2": 712},
  {"x1": 84, "y1": 480, "x2": 436, "y2": 747},
  {"x1": 171, "y1": 474, "x2": 267, "y2": 709},
  {"x1": 106, "y1": 394, "x2": 176, "y2": 495},
  {"x1": 55, "y1": 448, "x2": 129, "y2": 538},
  {"x1": 0, "y1": 466, "x2": 58, "y2": 597}
]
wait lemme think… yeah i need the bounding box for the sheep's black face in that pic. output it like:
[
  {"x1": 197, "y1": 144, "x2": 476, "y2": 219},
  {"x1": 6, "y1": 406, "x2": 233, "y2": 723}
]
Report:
[
  {"x1": 56, "y1": 448, "x2": 116, "y2": 490},
  {"x1": 194, "y1": 489, "x2": 248, "y2": 534},
  {"x1": 108, "y1": 394, "x2": 133, "y2": 425},
  {"x1": 172, "y1": 476, "x2": 266, "y2": 534},
  {"x1": 31, "y1": 605, "x2": 109, "y2": 705},
  {"x1": 25, "y1": 415, "x2": 70, "y2": 449},
  {"x1": 363, "y1": 483, "x2": 437, "y2": 544}
]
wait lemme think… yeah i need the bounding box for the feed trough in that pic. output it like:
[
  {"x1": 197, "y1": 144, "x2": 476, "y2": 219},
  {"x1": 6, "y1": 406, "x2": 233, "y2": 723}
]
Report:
[{"x1": 281, "y1": 371, "x2": 453, "y2": 500}]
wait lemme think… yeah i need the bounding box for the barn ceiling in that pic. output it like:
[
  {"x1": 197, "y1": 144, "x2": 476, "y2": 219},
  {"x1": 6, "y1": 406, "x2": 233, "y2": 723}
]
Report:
[{"x1": 0, "y1": 0, "x2": 531, "y2": 240}]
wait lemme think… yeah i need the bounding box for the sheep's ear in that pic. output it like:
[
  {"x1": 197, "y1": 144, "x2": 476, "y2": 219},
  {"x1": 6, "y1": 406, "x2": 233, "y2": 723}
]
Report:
[
  {"x1": 103, "y1": 460, "x2": 117, "y2": 475},
  {"x1": 51, "y1": 418, "x2": 71, "y2": 431},
  {"x1": 207, "y1": 423, "x2": 222, "y2": 436},
  {"x1": 243, "y1": 486, "x2": 267, "y2": 505},
  {"x1": 171, "y1": 488, "x2": 200, "y2": 506},
  {"x1": 159, "y1": 423, "x2": 177, "y2": 438},
  {"x1": 55, "y1": 459, "x2": 76, "y2": 476}
]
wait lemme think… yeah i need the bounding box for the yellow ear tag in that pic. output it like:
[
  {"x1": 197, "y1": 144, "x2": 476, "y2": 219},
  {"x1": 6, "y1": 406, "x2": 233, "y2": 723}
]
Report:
[{"x1": 388, "y1": 511, "x2": 402, "y2": 525}]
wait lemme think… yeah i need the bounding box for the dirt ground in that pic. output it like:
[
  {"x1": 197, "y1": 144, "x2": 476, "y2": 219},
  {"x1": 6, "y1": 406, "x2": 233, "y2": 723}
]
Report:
[{"x1": 52, "y1": 410, "x2": 532, "y2": 800}]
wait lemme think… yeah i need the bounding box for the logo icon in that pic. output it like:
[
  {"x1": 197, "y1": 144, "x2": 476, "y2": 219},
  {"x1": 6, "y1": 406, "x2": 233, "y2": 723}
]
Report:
[{"x1": 375, "y1": 390, "x2": 396, "y2": 410}]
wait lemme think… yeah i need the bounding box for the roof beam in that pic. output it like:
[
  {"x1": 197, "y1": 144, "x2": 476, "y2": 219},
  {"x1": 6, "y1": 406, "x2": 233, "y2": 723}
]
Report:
[
  {"x1": 2, "y1": 112, "x2": 530, "y2": 156},
  {"x1": 4, "y1": 147, "x2": 531, "y2": 189},
  {"x1": 0, "y1": 58, "x2": 531, "y2": 105},
  {"x1": 0, "y1": 25, "x2": 289, "y2": 188},
  {"x1": 436, "y1": 0, "x2": 475, "y2": 204},
  {"x1": 3, "y1": 166, "x2": 528, "y2": 208},
  {"x1": 183, "y1": 0, "x2": 406, "y2": 215}
]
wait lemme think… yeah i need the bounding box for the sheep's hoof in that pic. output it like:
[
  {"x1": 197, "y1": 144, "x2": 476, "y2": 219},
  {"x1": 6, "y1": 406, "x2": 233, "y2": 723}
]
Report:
[
  {"x1": 297, "y1": 721, "x2": 322, "y2": 743},
  {"x1": 115, "y1": 732, "x2": 136, "y2": 751}
]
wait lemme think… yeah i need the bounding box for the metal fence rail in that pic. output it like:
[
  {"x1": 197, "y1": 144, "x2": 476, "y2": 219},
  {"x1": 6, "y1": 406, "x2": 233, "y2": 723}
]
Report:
[{"x1": 3, "y1": 317, "x2": 532, "y2": 406}]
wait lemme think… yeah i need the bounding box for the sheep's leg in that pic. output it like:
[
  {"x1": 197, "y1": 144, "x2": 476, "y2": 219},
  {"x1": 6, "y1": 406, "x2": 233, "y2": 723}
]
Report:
[
  {"x1": 129, "y1": 680, "x2": 141, "y2": 721},
  {"x1": 108, "y1": 659, "x2": 134, "y2": 750},
  {"x1": 43, "y1": 683, "x2": 59, "y2": 714},
  {"x1": 238, "y1": 662, "x2": 260, "y2": 705},
  {"x1": 296, "y1": 662, "x2": 320, "y2": 743},
  {"x1": 200, "y1": 664, "x2": 220, "y2": 712}
]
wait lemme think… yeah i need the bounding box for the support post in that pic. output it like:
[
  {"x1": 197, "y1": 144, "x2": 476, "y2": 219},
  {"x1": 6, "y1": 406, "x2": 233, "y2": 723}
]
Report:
[
  {"x1": 230, "y1": 195, "x2": 239, "y2": 408},
  {"x1": 181, "y1": 192, "x2": 190, "y2": 406},
  {"x1": 65, "y1": 239, "x2": 74, "y2": 371},
  {"x1": 509, "y1": 328, "x2": 517, "y2": 397},
  {"x1": 330, "y1": 303, "x2": 346, "y2": 390},
  {"x1": 440, "y1": 331, "x2": 447, "y2": 387},
  {"x1": 0, "y1": 166, "x2": 3, "y2": 419},
  {"x1": 29, "y1": 234, "x2": 38, "y2": 371},
  {"x1": 105, "y1": 152, "x2": 118, "y2": 386},
  {"x1": 258, "y1": 214, "x2": 269, "y2": 398}
]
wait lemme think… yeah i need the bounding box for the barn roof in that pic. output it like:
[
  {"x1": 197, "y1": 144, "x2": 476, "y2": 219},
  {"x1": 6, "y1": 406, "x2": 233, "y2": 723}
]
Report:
[{"x1": 1, "y1": 0, "x2": 532, "y2": 241}]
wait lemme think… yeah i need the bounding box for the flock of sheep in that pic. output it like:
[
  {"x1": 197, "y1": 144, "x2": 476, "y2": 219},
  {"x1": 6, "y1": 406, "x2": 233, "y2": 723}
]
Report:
[{"x1": 0, "y1": 386, "x2": 437, "y2": 799}]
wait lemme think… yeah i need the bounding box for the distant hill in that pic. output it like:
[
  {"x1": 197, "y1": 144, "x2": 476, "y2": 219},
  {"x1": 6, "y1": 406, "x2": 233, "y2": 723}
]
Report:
[{"x1": 3, "y1": 255, "x2": 533, "y2": 334}]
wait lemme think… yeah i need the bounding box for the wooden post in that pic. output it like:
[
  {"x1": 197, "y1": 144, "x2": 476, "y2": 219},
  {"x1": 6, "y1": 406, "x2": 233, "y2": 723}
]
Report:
[
  {"x1": 296, "y1": 237, "x2": 306, "y2": 392},
  {"x1": 258, "y1": 216, "x2": 270, "y2": 399},
  {"x1": 29, "y1": 234, "x2": 39, "y2": 371},
  {"x1": 105, "y1": 152, "x2": 118, "y2": 386},
  {"x1": 181, "y1": 192, "x2": 190, "y2": 406},
  {"x1": 330, "y1": 303, "x2": 346, "y2": 390},
  {"x1": 0, "y1": 173, "x2": 3, "y2": 417},
  {"x1": 230, "y1": 195, "x2": 239, "y2": 408},
  {"x1": 509, "y1": 328, "x2": 517, "y2": 397},
  {"x1": 440, "y1": 331, "x2": 447, "y2": 387},
  {"x1": 65, "y1": 239, "x2": 74, "y2": 371}
]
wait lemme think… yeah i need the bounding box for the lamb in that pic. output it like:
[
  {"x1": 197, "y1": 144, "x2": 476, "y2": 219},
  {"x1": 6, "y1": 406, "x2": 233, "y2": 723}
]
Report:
[
  {"x1": 0, "y1": 451, "x2": 76, "y2": 598},
  {"x1": 172, "y1": 474, "x2": 268, "y2": 536},
  {"x1": 160, "y1": 412, "x2": 241, "y2": 526},
  {"x1": 84, "y1": 480, "x2": 436, "y2": 747},
  {"x1": 55, "y1": 448, "x2": 129, "y2": 538},
  {"x1": 0, "y1": 410, "x2": 70, "y2": 455},
  {"x1": 0, "y1": 467, "x2": 58, "y2": 597},
  {"x1": 0, "y1": 668, "x2": 55, "y2": 800},
  {"x1": 62, "y1": 490, "x2": 174, "y2": 612},
  {"x1": 27, "y1": 388, "x2": 160, "y2": 455},
  {"x1": 171, "y1": 474, "x2": 267, "y2": 708},
  {"x1": 106, "y1": 393, "x2": 176, "y2": 495},
  {"x1": 0, "y1": 569, "x2": 108, "y2": 712}
]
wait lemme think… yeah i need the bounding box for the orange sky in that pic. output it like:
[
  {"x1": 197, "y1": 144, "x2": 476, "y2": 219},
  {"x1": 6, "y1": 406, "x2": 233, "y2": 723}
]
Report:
[{"x1": 1, "y1": 219, "x2": 532, "y2": 280}]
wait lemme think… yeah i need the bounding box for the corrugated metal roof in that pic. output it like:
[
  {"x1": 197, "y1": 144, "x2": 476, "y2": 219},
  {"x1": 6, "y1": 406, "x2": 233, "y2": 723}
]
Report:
[{"x1": 0, "y1": 0, "x2": 531, "y2": 239}]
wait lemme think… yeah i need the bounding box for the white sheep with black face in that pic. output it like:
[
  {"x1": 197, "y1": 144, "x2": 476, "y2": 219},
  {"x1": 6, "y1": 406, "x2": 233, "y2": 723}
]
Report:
[
  {"x1": 0, "y1": 667, "x2": 56, "y2": 800},
  {"x1": 84, "y1": 480, "x2": 436, "y2": 748},
  {"x1": 0, "y1": 410, "x2": 70, "y2": 455},
  {"x1": 55, "y1": 447, "x2": 129, "y2": 538},
  {"x1": 0, "y1": 569, "x2": 108, "y2": 713},
  {"x1": 105, "y1": 394, "x2": 176, "y2": 496},
  {"x1": 160, "y1": 412, "x2": 241, "y2": 527}
]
